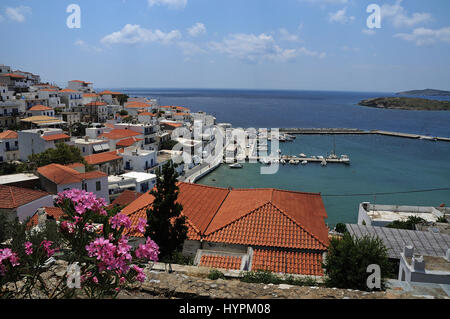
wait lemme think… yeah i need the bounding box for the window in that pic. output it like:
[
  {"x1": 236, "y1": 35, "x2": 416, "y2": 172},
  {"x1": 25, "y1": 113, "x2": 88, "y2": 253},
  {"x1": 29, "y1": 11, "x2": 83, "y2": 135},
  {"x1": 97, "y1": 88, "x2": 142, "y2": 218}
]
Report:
[{"x1": 96, "y1": 181, "x2": 101, "y2": 191}]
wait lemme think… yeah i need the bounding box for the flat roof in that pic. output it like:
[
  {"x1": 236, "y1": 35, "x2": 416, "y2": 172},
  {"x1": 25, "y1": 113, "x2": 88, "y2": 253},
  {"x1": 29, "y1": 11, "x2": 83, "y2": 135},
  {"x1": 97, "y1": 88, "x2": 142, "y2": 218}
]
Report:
[
  {"x1": 120, "y1": 172, "x2": 157, "y2": 183},
  {"x1": 0, "y1": 173, "x2": 39, "y2": 185}
]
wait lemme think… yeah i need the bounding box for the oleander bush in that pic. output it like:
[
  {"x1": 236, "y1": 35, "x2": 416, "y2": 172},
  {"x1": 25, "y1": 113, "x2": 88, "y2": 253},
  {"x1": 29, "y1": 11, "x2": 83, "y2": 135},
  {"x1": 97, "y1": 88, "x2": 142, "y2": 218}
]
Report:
[{"x1": 0, "y1": 189, "x2": 160, "y2": 299}]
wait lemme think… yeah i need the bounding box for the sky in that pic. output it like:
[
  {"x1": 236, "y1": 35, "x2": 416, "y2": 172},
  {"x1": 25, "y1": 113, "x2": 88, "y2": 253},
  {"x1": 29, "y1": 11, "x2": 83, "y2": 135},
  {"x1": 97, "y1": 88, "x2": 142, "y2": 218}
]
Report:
[{"x1": 0, "y1": 0, "x2": 449, "y2": 92}]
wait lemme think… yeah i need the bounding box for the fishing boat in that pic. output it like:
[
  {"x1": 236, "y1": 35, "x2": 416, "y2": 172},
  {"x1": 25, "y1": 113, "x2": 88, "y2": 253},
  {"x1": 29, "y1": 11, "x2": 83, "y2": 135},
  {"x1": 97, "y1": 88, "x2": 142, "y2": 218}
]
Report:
[
  {"x1": 321, "y1": 160, "x2": 327, "y2": 166},
  {"x1": 280, "y1": 159, "x2": 286, "y2": 165},
  {"x1": 301, "y1": 160, "x2": 308, "y2": 165},
  {"x1": 299, "y1": 153, "x2": 307, "y2": 158},
  {"x1": 229, "y1": 163, "x2": 243, "y2": 169}
]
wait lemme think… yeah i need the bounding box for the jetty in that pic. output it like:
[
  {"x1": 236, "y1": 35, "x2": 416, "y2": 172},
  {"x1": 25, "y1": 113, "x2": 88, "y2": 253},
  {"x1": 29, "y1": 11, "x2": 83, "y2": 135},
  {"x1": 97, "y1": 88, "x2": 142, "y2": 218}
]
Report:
[{"x1": 279, "y1": 128, "x2": 450, "y2": 142}]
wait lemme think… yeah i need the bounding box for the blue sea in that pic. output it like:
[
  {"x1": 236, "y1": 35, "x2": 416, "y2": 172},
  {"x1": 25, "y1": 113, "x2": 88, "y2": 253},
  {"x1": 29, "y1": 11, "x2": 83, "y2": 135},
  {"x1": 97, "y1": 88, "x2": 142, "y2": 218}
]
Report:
[{"x1": 114, "y1": 89, "x2": 450, "y2": 226}]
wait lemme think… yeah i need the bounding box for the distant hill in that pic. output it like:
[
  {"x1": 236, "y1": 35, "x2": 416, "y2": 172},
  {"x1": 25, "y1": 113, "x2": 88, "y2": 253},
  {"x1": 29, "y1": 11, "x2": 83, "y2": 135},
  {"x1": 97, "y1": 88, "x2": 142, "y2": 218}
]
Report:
[
  {"x1": 397, "y1": 89, "x2": 450, "y2": 97},
  {"x1": 358, "y1": 97, "x2": 450, "y2": 111}
]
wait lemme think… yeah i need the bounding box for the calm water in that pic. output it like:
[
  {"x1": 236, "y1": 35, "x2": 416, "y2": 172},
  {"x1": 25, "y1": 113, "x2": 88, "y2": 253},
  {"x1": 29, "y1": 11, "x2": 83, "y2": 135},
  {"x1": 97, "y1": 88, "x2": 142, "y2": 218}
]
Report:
[{"x1": 113, "y1": 89, "x2": 450, "y2": 226}]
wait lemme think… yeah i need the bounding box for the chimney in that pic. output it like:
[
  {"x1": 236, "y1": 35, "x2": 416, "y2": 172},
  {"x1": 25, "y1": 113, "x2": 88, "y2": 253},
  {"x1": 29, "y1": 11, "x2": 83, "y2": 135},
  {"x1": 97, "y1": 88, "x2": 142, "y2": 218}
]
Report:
[
  {"x1": 404, "y1": 245, "x2": 414, "y2": 258},
  {"x1": 412, "y1": 255, "x2": 426, "y2": 272},
  {"x1": 37, "y1": 208, "x2": 47, "y2": 226}
]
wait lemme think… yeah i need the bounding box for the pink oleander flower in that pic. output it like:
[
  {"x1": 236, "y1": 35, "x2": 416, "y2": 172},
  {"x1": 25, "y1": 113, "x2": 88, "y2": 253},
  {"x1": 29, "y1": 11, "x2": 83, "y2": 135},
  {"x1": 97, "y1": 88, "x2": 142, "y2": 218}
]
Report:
[
  {"x1": 85, "y1": 236, "x2": 132, "y2": 275},
  {"x1": 24, "y1": 242, "x2": 33, "y2": 255},
  {"x1": 57, "y1": 189, "x2": 108, "y2": 217},
  {"x1": 92, "y1": 276, "x2": 99, "y2": 284},
  {"x1": 0, "y1": 248, "x2": 20, "y2": 274},
  {"x1": 110, "y1": 213, "x2": 132, "y2": 230},
  {"x1": 40, "y1": 240, "x2": 57, "y2": 258},
  {"x1": 132, "y1": 265, "x2": 146, "y2": 283},
  {"x1": 60, "y1": 221, "x2": 76, "y2": 234},
  {"x1": 135, "y1": 237, "x2": 159, "y2": 262},
  {"x1": 119, "y1": 277, "x2": 126, "y2": 285},
  {"x1": 135, "y1": 218, "x2": 147, "y2": 234}
]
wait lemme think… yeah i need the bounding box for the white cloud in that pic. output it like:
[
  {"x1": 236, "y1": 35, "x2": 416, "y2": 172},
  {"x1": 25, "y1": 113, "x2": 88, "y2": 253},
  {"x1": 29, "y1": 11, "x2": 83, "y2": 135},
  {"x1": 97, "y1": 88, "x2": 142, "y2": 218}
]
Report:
[
  {"x1": 188, "y1": 23, "x2": 206, "y2": 37},
  {"x1": 148, "y1": 0, "x2": 187, "y2": 9},
  {"x1": 328, "y1": 8, "x2": 355, "y2": 24},
  {"x1": 394, "y1": 27, "x2": 450, "y2": 46},
  {"x1": 5, "y1": 6, "x2": 32, "y2": 23},
  {"x1": 381, "y1": 0, "x2": 432, "y2": 28},
  {"x1": 178, "y1": 41, "x2": 206, "y2": 56},
  {"x1": 75, "y1": 40, "x2": 103, "y2": 53},
  {"x1": 101, "y1": 24, "x2": 181, "y2": 45},
  {"x1": 209, "y1": 33, "x2": 325, "y2": 63},
  {"x1": 279, "y1": 28, "x2": 302, "y2": 43}
]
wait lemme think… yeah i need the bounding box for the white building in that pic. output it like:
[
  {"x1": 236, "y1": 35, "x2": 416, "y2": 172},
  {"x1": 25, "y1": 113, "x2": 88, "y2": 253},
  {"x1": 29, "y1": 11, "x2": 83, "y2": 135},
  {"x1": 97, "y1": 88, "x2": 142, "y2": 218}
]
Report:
[
  {"x1": 358, "y1": 202, "x2": 448, "y2": 227},
  {"x1": 59, "y1": 89, "x2": 83, "y2": 109},
  {"x1": 120, "y1": 172, "x2": 156, "y2": 193},
  {"x1": 37, "y1": 163, "x2": 109, "y2": 204},
  {"x1": 68, "y1": 80, "x2": 94, "y2": 93},
  {"x1": 73, "y1": 136, "x2": 111, "y2": 156},
  {"x1": 0, "y1": 85, "x2": 15, "y2": 103},
  {"x1": 18, "y1": 128, "x2": 71, "y2": 161},
  {"x1": 108, "y1": 175, "x2": 137, "y2": 197},
  {"x1": 114, "y1": 123, "x2": 158, "y2": 150},
  {"x1": 121, "y1": 147, "x2": 157, "y2": 172},
  {"x1": 0, "y1": 130, "x2": 19, "y2": 162},
  {"x1": 86, "y1": 125, "x2": 112, "y2": 139},
  {"x1": 27, "y1": 105, "x2": 55, "y2": 117}
]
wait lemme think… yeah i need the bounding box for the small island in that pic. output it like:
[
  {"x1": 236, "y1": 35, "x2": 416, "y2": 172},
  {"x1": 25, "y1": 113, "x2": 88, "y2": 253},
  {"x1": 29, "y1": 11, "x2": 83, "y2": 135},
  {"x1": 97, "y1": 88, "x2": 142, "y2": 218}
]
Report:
[
  {"x1": 358, "y1": 97, "x2": 450, "y2": 111},
  {"x1": 397, "y1": 89, "x2": 450, "y2": 97}
]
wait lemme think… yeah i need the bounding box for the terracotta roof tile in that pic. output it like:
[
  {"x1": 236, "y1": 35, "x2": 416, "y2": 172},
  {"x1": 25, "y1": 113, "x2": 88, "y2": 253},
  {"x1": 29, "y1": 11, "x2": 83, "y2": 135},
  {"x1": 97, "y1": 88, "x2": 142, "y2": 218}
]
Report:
[
  {"x1": 42, "y1": 133, "x2": 70, "y2": 141},
  {"x1": 199, "y1": 254, "x2": 242, "y2": 270},
  {"x1": 0, "y1": 130, "x2": 18, "y2": 140},
  {"x1": 0, "y1": 185, "x2": 49, "y2": 209},
  {"x1": 116, "y1": 137, "x2": 143, "y2": 148},
  {"x1": 27, "y1": 207, "x2": 66, "y2": 229},
  {"x1": 251, "y1": 249, "x2": 324, "y2": 276},
  {"x1": 99, "y1": 129, "x2": 141, "y2": 140},
  {"x1": 84, "y1": 152, "x2": 122, "y2": 165},
  {"x1": 111, "y1": 190, "x2": 143, "y2": 207},
  {"x1": 29, "y1": 105, "x2": 52, "y2": 111},
  {"x1": 37, "y1": 164, "x2": 106, "y2": 185}
]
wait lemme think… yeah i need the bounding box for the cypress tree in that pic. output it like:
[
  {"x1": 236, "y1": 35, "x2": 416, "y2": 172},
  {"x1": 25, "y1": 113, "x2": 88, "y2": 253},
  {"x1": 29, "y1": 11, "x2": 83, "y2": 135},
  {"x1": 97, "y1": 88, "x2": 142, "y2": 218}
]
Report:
[{"x1": 145, "y1": 161, "x2": 187, "y2": 260}]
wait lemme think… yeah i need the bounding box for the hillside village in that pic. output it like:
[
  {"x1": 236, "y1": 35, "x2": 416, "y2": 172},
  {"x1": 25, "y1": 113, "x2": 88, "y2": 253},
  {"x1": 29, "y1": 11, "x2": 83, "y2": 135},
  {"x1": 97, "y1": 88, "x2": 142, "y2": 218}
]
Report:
[{"x1": 0, "y1": 63, "x2": 449, "y2": 299}]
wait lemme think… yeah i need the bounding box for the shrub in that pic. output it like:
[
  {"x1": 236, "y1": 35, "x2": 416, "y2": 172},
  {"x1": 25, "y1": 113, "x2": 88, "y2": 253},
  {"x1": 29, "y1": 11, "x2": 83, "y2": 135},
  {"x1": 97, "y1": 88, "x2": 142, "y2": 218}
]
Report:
[
  {"x1": 334, "y1": 223, "x2": 347, "y2": 234},
  {"x1": 208, "y1": 269, "x2": 225, "y2": 280},
  {"x1": 323, "y1": 233, "x2": 391, "y2": 291},
  {"x1": 437, "y1": 216, "x2": 448, "y2": 223},
  {"x1": 0, "y1": 189, "x2": 160, "y2": 299},
  {"x1": 386, "y1": 216, "x2": 426, "y2": 230}
]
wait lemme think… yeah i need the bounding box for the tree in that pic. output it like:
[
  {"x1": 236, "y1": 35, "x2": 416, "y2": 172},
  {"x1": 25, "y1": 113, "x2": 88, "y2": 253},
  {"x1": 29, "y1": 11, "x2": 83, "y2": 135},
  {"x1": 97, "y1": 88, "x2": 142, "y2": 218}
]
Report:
[
  {"x1": 117, "y1": 94, "x2": 129, "y2": 106},
  {"x1": 119, "y1": 110, "x2": 128, "y2": 116},
  {"x1": 323, "y1": 233, "x2": 392, "y2": 291},
  {"x1": 334, "y1": 223, "x2": 347, "y2": 234},
  {"x1": 145, "y1": 161, "x2": 187, "y2": 261},
  {"x1": 28, "y1": 142, "x2": 88, "y2": 168}
]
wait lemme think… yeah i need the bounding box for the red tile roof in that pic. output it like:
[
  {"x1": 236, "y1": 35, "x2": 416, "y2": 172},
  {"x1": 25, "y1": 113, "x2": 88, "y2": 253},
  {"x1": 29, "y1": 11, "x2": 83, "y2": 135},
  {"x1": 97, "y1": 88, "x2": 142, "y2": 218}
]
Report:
[
  {"x1": 125, "y1": 102, "x2": 151, "y2": 108},
  {"x1": 37, "y1": 164, "x2": 106, "y2": 185},
  {"x1": 122, "y1": 183, "x2": 329, "y2": 250},
  {"x1": 0, "y1": 130, "x2": 18, "y2": 140},
  {"x1": 99, "y1": 129, "x2": 141, "y2": 140},
  {"x1": 83, "y1": 93, "x2": 98, "y2": 98},
  {"x1": 59, "y1": 89, "x2": 77, "y2": 93},
  {"x1": 1, "y1": 73, "x2": 25, "y2": 79},
  {"x1": 84, "y1": 152, "x2": 122, "y2": 165},
  {"x1": 111, "y1": 190, "x2": 143, "y2": 207},
  {"x1": 199, "y1": 254, "x2": 242, "y2": 270},
  {"x1": 99, "y1": 90, "x2": 122, "y2": 96},
  {"x1": 42, "y1": 133, "x2": 70, "y2": 141},
  {"x1": 138, "y1": 112, "x2": 156, "y2": 117},
  {"x1": 29, "y1": 105, "x2": 52, "y2": 111},
  {"x1": 163, "y1": 122, "x2": 183, "y2": 128},
  {"x1": 27, "y1": 207, "x2": 66, "y2": 229},
  {"x1": 85, "y1": 101, "x2": 107, "y2": 106},
  {"x1": 0, "y1": 185, "x2": 50, "y2": 209},
  {"x1": 116, "y1": 137, "x2": 143, "y2": 148},
  {"x1": 251, "y1": 249, "x2": 324, "y2": 276}
]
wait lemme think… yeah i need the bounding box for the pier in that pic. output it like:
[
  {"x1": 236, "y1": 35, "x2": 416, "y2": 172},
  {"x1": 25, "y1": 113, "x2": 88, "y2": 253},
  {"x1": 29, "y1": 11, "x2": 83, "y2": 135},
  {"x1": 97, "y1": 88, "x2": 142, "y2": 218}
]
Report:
[{"x1": 279, "y1": 128, "x2": 450, "y2": 142}]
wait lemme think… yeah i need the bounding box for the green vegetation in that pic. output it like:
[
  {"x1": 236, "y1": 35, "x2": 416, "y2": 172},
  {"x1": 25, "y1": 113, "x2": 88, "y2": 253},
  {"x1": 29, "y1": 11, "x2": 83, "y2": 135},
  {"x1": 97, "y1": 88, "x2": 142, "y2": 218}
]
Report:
[
  {"x1": 117, "y1": 94, "x2": 129, "y2": 106},
  {"x1": 385, "y1": 216, "x2": 426, "y2": 230},
  {"x1": 437, "y1": 216, "x2": 448, "y2": 223},
  {"x1": 397, "y1": 89, "x2": 450, "y2": 97},
  {"x1": 359, "y1": 97, "x2": 450, "y2": 111},
  {"x1": 69, "y1": 122, "x2": 87, "y2": 137},
  {"x1": 240, "y1": 270, "x2": 318, "y2": 287},
  {"x1": 28, "y1": 142, "x2": 88, "y2": 168},
  {"x1": 160, "y1": 139, "x2": 178, "y2": 151},
  {"x1": 323, "y1": 233, "x2": 392, "y2": 291},
  {"x1": 208, "y1": 269, "x2": 226, "y2": 280},
  {"x1": 334, "y1": 223, "x2": 348, "y2": 234},
  {"x1": 119, "y1": 110, "x2": 128, "y2": 116},
  {"x1": 145, "y1": 161, "x2": 188, "y2": 261}
]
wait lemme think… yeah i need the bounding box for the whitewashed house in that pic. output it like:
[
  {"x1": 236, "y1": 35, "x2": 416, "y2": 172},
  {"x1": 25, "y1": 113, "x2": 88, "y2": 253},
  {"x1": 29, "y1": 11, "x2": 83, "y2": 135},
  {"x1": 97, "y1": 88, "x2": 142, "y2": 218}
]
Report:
[{"x1": 18, "y1": 128, "x2": 71, "y2": 161}]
